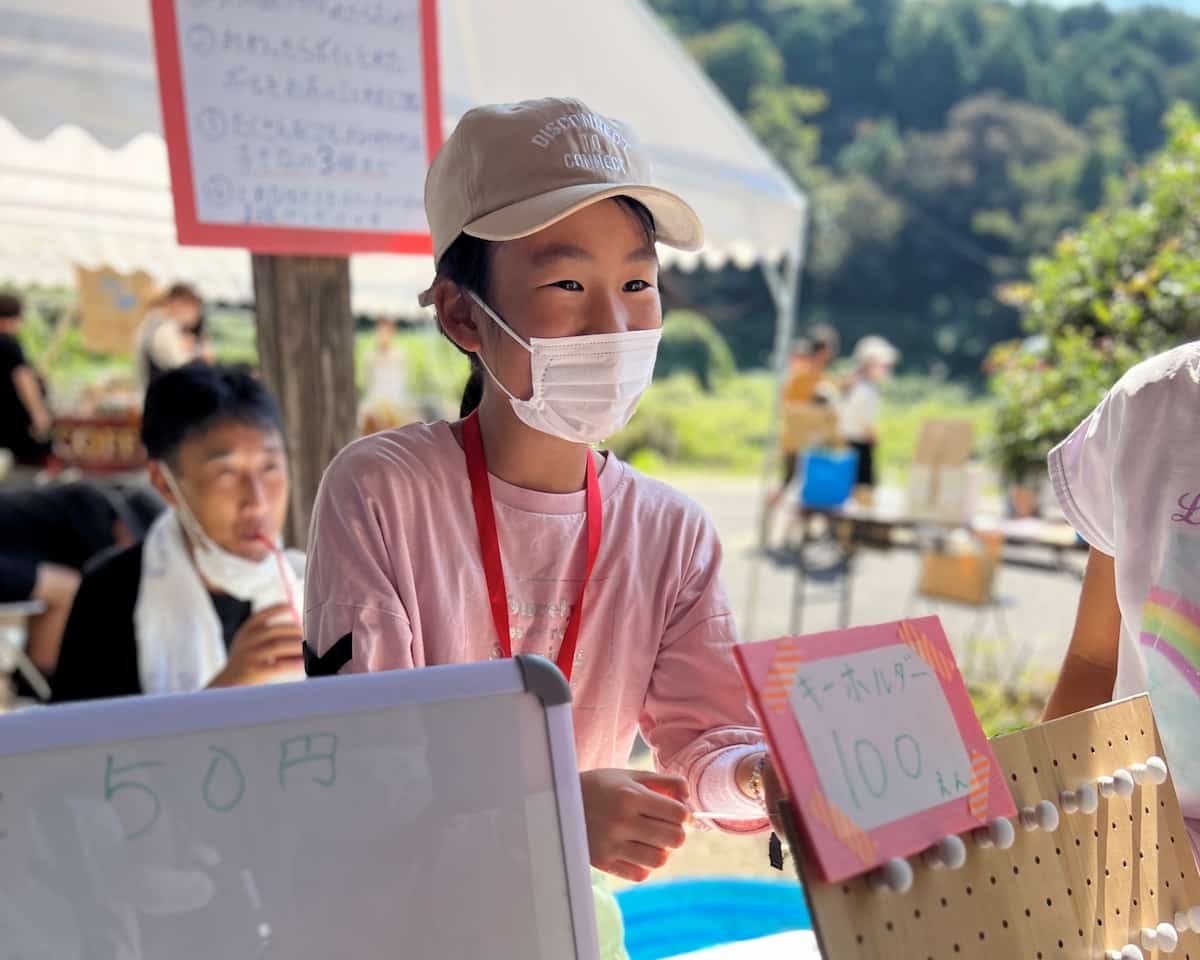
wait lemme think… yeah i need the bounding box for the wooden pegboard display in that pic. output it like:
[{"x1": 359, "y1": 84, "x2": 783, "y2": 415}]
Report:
[{"x1": 798, "y1": 695, "x2": 1200, "y2": 959}]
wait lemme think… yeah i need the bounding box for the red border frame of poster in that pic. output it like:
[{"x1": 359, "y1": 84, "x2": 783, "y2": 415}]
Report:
[{"x1": 149, "y1": 0, "x2": 442, "y2": 256}]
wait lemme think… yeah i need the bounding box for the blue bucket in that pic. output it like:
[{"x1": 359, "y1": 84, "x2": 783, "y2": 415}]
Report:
[
  {"x1": 798, "y1": 448, "x2": 859, "y2": 509},
  {"x1": 615, "y1": 877, "x2": 811, "y2": 960}
]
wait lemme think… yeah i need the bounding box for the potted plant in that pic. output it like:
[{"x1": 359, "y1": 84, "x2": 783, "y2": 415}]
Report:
[{"x1": 987, "y1": 341, "x2": 1052, "y2": 517}]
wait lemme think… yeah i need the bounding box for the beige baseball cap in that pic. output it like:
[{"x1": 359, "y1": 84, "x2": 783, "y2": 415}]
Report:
[
  {"x1": 418, "y1": 97, "x2": 703, "y2": 306},
  {"x1": 854, "y1": 335, "x2": 900, "y2": 367}
]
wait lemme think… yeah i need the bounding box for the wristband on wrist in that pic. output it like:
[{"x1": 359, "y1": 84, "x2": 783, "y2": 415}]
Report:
[{"x1": 746, "y1": 753, "x2": 767, "y2": 807}]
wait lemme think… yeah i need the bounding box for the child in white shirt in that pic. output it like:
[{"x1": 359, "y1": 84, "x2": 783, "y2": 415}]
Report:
[
  {"x1": 839, "y1": 336, "x2": 899, "y2": 488},
  {"x1": 1044, "y1": 341, "x2": 1200, "y2": 861}
]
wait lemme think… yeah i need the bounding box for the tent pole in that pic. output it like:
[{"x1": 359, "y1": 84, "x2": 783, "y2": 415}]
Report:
[{"x1": 742, "y1": 226, "x2": 806, "y2": 642}]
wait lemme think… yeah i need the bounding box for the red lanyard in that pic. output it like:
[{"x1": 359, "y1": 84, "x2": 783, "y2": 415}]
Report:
[{"x1": 462, "y1": 411, "x2": 602, "y2": 682}]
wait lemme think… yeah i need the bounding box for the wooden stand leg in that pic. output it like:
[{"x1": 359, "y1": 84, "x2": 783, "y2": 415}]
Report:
[{"x1": 776, "y1": 799, "x2": 838, "y2": 958}]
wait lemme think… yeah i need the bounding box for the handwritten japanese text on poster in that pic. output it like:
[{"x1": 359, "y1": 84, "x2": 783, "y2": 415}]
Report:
[{"x1": 152, "y1": 0, "x2": 440, "y2": 253}]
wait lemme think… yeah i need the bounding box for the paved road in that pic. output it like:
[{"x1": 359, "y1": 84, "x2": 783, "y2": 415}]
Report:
[
  {"x1": 673, "y1": 473, "x2": 1085, "y2": 689},
  {"x1": 626, "y1": 473, "x2": 1088, "y2": 885}
]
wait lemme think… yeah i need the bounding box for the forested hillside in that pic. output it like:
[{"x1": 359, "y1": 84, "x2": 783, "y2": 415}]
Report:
[{"x1": 650, "y1": 0, "x2": 1200, "y2": 376}]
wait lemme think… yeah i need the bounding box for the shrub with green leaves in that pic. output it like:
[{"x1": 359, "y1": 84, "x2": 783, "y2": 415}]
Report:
[
  {"x1": 610, "y1": 371, "x2": 773, "y2": 472},
  {"x1": 991, "y1": 103, "x2": 1200, "y2": 482},
  {"x1": 655, "y1": 310, "x2": 737, "y2": 392}
]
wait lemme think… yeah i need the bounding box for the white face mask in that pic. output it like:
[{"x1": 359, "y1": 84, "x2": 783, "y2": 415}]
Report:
[
  {"x1": 160, "y1": 466, "x2": 292, "y2": 609},
  {"x1": 466, "y1": 291, "x2": 660, "y2": 444}
]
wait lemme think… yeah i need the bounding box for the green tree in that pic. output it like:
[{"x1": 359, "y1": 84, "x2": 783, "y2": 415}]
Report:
[
  {"x1": 991, "y1": 104, "x2": 1200, "y2": 480},
  {"x1": 777, "y1": 6, "x2": 837, "y2": 90},
  {"x1": 1074, "y1": 107, "x2": 1131, "y2": 210},
  {"x1": 929, "y1": 95, "x2": 1088, "y2": 250},
  {"x1": 884, "y1": 9, "x2": 971, "y2": 129},
  {"x1": 824, "y1": 0, "x2": 900, "y2": 146},
  {"x1": 836, "y1": 117, "x2": 905, "y2": 182},
  {"x1": 1114, "y1": 49, "x2": 1171, "y2": 153},
  {"x1": 1057, "y1": 2, "x2": 1113, "y2": 38},
  {"x1": 1054, "y1": 37, "x2": 1170, "y2": 152},
  {"x1": 1110, "y1": 9, "x2": 1200, "y2": 67},
  {"x1": 650, "y1": 0, "x2": 772, "y2": 34},
  {"x1": 807, "y1": 174, "x2": 905, "y2": 286},
  {"x1": 655, "y1": 310, "x2": 737, "y2": 391},
  {"x1": 745, "y1": 86, "x2": 828, "y2": 186},
  {"x1": 688, "y1": 23, "x2": 784, "y2": 112},
  {"x1": 647, "y1": 0, "x2": 1200, "y2": 381},
  {"x1": 974, "y1": 14, "x2": 1039, "y2": 101},
  {"x1": 1014, "y1": 1, "x2": 1059, "y2": 65}
]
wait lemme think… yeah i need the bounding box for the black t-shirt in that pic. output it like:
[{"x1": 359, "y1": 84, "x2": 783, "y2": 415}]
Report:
[
  {"x1": 0, "y1": 333, "x2": 31, "y2": 458},
  {"x1": 50, "y1": 541, "x2": 252, "y2": 703},
  {"x1": 0, "y1": 483, "x2": 124, "y2": 570},
  {"x1": 0, "y1": 332, "x2": 46, "y2": 464}
]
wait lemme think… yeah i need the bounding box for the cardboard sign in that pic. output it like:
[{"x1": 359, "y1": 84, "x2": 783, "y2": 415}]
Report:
[
  {"x1": 918, "y1": 531, "x2": 1003, "y2": 607},
  {"x1": 75, "y1": 266, "x2": 158, "y2": 355},
  {"x1": 907, "y1": 419, "x2": 975, "y2": 523},
  {"x1": 51, "y1": 415, "x2": 146, "y2": 474},
  {"x1": 735, "y1": 617, "x2": 1014, "y2": 882},
  {"x1": 150, "y1": 0, "x2": 442, "y2": 255}
]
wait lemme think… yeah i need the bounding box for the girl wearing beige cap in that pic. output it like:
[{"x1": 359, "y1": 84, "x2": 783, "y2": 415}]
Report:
[{"x1": 305, "y1": 99, "x2": 780, "y2": 892}]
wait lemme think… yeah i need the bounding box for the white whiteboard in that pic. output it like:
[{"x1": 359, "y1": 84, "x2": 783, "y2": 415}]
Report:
[
  {"x1": 0, "y1": 657, "x2": 598, "y2": 959},
  {"x1": 153, "y1": 0, "x2": 435, "y2": 242}
]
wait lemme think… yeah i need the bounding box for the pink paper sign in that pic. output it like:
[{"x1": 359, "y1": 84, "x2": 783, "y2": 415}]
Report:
[{"x1": 735, "y1": 617, "x2": 1015, "y2": 883}]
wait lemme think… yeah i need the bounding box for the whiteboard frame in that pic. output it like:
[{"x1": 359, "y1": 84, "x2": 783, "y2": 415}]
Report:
[{"x1": 0, "y1": 657, "x2": 599, "y2": 960}]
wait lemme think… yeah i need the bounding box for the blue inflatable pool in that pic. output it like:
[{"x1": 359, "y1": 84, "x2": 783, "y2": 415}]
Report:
[{"x1": 615, "y1": 877, "x2": 811, "y2": 960}]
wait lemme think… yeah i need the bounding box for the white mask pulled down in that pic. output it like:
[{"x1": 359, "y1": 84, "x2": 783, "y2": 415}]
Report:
[
  {"x1": 466, "y1": 290, "x2": 660, "y2": 445},
  {"x1": 160, "y1": 467, "x2": 300, "y2": 626}
]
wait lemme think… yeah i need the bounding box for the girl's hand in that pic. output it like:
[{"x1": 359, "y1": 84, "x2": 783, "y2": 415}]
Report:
[{"x1": 580, "y1": 769, "x2": 690, "y2": 883}]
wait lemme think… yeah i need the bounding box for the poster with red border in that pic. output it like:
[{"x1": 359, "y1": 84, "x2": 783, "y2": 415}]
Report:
[
  {"x1": 150, "y1": 0, "x2": 441, "y2": 256},
  {"x1": 735, "y1": 617, "x2": 1015, "y2": 883}
]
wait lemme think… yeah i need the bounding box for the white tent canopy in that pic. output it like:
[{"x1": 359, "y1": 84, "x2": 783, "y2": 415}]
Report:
[{"x1": 0, "y1": 0, "x2": 806, "y2": 314}]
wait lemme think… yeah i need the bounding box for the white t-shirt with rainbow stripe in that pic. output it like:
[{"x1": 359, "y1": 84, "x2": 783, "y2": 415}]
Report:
[{"x1": 1050, "y1": 341, "x2": 1200, "y2": 857}]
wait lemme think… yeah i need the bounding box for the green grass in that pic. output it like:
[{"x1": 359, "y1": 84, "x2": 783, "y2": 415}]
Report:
[
  {"x1": 16, "y1": 298, "x2": 469, "y2": 415},
  {"x1": 14, "y1": 289, "x2": 997, "y2": 489},
  {"x1": 613, "y1": 370, "x2": 995, "y2": 483},
  {"x1": 970, "y1": 680, "x2": 1047, "y2": 738},
  {"x1": 610, "y1": 371, "x2": 775, "y2": 474}
]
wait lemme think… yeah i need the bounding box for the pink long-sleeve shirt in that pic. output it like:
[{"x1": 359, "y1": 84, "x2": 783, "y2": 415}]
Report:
[{"x1": 303, "y1": 421, "x2": 767, "y2": 829}]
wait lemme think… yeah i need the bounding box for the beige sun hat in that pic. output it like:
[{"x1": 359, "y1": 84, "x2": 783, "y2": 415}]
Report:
[
  {"x1": 853, "y1": 335, "x2": 900, "y2": 368},
  {"x1": 418, "y1": 97, "x2": 704, "y2": 306}
]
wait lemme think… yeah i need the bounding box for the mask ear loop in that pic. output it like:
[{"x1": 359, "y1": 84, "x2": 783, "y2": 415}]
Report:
[
  {"x1": 160, "y1": 464, "x2": 217, "y2": 555},
  {"x1": 464, "y1": 290, "x2": 539, "y2": 405},
  {"x1": 465, "y1": 290, "x2": 532, "y2": 353}
]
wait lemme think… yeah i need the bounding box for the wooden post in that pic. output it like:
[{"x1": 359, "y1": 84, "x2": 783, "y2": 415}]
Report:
[{"x1": 251, "y1": 254, "x2": 355, "y2": 549}]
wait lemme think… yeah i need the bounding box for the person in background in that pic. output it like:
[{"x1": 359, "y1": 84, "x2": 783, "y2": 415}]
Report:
[
  {"x1": 51, "y1": 363, "x2": 304, "y2": 702},
  {"x1": 762, "y1": 325, "x2": 840, "y2": 545},
  {"x1": 134, "y1": 283, "x2": 210, "y2": 394},
  {"x1": 1043, "y1": 342, "x2": 1200, "y2": 864},
  {"x1": 359, "y1": 317, "x2": 413, "y2": 434},
  {"x1": 840, "y1": 335, "x2": 899, "y2": 493},
  {"x1": 0, "y1": 482, "x2": 155, "y2": 686},
  {"x1": 0, "y1": 294, "x2": 53, "y2": 468}
]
